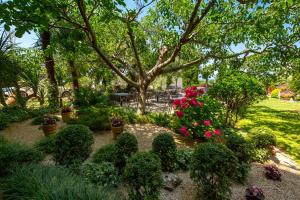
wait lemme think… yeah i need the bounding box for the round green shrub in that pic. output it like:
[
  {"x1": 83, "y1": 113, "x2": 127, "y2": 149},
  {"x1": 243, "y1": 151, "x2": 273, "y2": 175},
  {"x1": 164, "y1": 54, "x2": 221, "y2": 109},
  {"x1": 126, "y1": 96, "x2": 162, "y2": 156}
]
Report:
[
  {"x1": 80, "y1": 162, "x2": 120, "y2": 187},
  {"x1": 225, "y1": 134, "x2": 254, "y2": 183},
  {"x1": 115, "y1": 132, "x2": 138, "y2": 172},
  {"x1": 0, "y1": 113, "x2": 9, "y2": 130},
  {"x1": 175, "y1": 149, "x2": 193, "y2": 171},
  {"x1": 124, "y1": 152, "x2": 163, "y2": 200},
  {"x1": 92, "y1": 144, "x2": 116, "y2": 164},
  {"x1": 252, "y1": 148, "x2": 270, "y2": 163},
  {"x1": 190, "y1": 143, "x2": 238, "y2": 200},
  {"x1": 271, "y1": 88, "x2": 281, "y2": 98},
  {"x1": 0, "y1": 141, "x2": 45, "y2": 175},
  {"x1": 2, "y1": 164, "x2": 120, "y2": 200},
  {"x1": 34, "y1": 135, "x2": 56, "y2": 154},
  {"x1": 249, "y1": 127, "x2": 277, "y2": 148},
  {"x1": 54, "y1": 125, "x2": 94, "y2": 166},
  {"x1": 152, "y1": 133, "x2": 177, "y2": 172}
]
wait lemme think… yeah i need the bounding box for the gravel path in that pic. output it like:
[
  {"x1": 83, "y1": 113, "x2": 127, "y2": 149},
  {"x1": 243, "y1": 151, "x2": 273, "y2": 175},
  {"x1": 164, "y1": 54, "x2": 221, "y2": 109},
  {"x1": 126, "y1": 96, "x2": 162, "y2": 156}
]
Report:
[{"x1": 1, "y1": 120, "x2": 300, "y2": 200}]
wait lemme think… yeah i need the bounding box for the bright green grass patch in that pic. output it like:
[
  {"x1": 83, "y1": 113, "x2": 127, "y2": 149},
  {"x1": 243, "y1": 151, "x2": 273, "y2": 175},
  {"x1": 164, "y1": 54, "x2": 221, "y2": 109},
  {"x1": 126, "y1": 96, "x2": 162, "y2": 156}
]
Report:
[{"x1": 237, "y1": 98, "x2": 300, "y2": 165}]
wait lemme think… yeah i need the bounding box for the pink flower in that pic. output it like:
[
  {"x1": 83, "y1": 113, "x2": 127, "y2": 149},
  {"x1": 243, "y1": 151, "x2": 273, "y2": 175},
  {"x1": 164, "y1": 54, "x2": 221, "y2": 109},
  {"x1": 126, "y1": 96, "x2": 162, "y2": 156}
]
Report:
[
  {"x1": 189, "y1": 98, "x2": 198, "y2": 106},
  {"x1": 204, "y1": 120, "x2": 211, "y2": 126},
  {"x1": 204, "y1": 131, "x2": 212, "y2": 139},
  {"x1": 185, "y1": 88, "x2": 197, "y2": 98},
  {"x1": 184, "y1": 131, "x2": 190, "y2": 137},
  {"x1": 193, "y1": 121, "x2": 200, "y2": 127},
  {"x1": 179, "y1": 126, "x2": 188, "y2": 134},
  {"x1": 198, "y1": 102, "x2": 204, "y2": 107},
  {"x1": 214, "y1": 129, "x2": 221, "y2": 135},
  {"x1": 198, "y1": 89, "x2": 205, "y2": 95},
  {"x1": 176, "y1": 110, "x2": 184, "y2": 118}
]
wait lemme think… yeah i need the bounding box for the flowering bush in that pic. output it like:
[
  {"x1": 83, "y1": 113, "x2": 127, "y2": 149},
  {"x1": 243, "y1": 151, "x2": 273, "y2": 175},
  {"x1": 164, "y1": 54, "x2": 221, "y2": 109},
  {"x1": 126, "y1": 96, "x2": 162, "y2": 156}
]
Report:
[
  {"x1": 61, "y1": 106, "x2": 72, "y2": 113},
  {"x1": 111, "y1": 117, "x2": 124, "y2": 127},
  {"x1": 173, "y1": 86, "x2": 223, "y2": 140},
  {"x1": 42, "y1": 115, "x2": 57, "y2": 125}
]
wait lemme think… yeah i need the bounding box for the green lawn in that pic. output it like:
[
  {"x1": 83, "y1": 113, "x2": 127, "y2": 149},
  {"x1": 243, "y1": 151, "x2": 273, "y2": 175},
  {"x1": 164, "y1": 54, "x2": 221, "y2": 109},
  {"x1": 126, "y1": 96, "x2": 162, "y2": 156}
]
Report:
[{"x1": 237, "y1": 98, "x2": 300, "y2": 164}]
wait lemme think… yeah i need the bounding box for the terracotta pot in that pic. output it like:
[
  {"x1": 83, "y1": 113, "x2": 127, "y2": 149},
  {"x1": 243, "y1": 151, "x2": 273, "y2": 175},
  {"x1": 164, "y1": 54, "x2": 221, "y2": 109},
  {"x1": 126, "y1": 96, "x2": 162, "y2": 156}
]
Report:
[
  {"x1": 42, "y1": 124, "x2": 57, "y2": 136},
  {"x1": 61, "y1": 111, "x2": 72, "y2": 122},
  {"x1": 111, "y1": 125, "x2": 124, "y2": 139}
]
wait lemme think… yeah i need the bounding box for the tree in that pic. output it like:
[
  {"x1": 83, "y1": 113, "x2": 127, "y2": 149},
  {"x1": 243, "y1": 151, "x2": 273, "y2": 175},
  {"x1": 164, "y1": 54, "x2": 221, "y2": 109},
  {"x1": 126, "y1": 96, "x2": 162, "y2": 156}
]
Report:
[{"x1": 1, "y1": 0, "x2": 298, "y2": 113}]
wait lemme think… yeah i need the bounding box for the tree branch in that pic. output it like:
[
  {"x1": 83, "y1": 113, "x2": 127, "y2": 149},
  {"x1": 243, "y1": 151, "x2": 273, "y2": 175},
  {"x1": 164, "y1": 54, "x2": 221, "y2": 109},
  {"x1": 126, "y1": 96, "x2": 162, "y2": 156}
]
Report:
[
  {"x1": 147, "y1": 0, "x2": 216, "y2": 80},
  {"x1": 76, "y1": 0, "x2": 139, "y2": 87}
]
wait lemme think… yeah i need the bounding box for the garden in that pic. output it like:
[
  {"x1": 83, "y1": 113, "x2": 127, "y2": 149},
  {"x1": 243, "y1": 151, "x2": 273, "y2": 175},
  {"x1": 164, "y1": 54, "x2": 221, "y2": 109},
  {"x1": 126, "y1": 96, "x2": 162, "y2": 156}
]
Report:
[{"x1": 0, "y1": 0, "x2": 300, "y2": 200}]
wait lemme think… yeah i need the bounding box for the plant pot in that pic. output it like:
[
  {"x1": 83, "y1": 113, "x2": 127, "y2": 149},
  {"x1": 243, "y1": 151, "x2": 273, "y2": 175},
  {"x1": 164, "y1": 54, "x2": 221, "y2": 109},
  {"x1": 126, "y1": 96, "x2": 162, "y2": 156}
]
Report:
[
  {"x1": 61, "y1": 111, "x2": 72, "y2": 122},
  {"x1": 42, "y1": 124, "x2": 57, "y2": 136},
  {"x1": 111, "y1": 125, "x2": 124, "y2": 139}
]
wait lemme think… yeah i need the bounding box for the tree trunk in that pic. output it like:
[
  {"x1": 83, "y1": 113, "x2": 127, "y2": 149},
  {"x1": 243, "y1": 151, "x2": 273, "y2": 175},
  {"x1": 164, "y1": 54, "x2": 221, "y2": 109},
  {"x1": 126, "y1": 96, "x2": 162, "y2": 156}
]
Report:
[
  {"x1": 0, "y1": 81, "x2": 7, "y2": 106},
  {"x1": 137, "y1": 86, "x2": 147, "y2": 115},
  {"x1": 41, "y1": 29, "x2": 59, "y2": 108},
  {"x1": 13, "y1": 80, "x2": 26, "y2": 108},
  {"x1": 68, "y1": 60, "x2": 80, "y2": 91}
]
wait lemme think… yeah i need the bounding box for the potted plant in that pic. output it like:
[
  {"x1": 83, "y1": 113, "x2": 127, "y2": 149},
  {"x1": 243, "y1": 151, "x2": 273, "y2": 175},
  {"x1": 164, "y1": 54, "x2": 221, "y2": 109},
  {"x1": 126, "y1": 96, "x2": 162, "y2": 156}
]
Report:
[
  {"x1": 61, "y1": 106, "x2": 72, "y2": 122},
  {"x1": 111, "y1": 117, "x2": 124, "y2": 139},
  {"x1": 41, "y1": 115, "x2": 57, "y2": 136}
]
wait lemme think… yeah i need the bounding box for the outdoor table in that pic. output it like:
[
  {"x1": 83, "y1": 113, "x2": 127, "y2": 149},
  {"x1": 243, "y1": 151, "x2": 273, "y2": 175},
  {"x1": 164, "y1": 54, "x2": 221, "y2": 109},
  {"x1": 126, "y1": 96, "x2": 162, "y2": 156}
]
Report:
[{"x1": 111, "y1": 93, "x2": 132, "y2": 106}]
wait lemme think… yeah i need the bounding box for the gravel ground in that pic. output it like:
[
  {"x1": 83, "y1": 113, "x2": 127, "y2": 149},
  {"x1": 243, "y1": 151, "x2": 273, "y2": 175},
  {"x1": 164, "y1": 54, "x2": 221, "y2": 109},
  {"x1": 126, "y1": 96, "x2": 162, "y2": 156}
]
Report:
[{"x1": 1, "y1": 121, "x2": 300, "y2": 200}]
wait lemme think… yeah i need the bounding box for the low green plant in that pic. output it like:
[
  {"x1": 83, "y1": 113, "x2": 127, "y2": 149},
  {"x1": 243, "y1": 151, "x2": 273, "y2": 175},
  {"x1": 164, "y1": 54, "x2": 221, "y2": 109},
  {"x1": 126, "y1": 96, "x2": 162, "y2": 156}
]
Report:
[
  {"x1": 0, "y1": 141, "x2": 45, "y2": 176},
  {"x1": 190, "y1": 143, "x2": 238, "y2": 200},
  {"x1": 124, "y1": 152, "x2": 163, "y2": 200},
  {"x1": 2, "y1": 164, "x2": 120, "y2": 200},
  {"x1": 252, "y1": 148, "x2": 270, "y2": 163},
  {"x1": 249, "y1": 127, "x2": 277, "y2": 149},
  {"x1": 152, "y1": 133, "x2": 177, "y2": 172},
  {"x1": 0, "y1": 113, "x2": 9, "y2": 130},
  {"x1": 54, "y1": 125, "x2": 94, "y2": 166},
  {"x1": 225, "y1": 133, "x2": 254, "y2": 183},
  {"x1": 80, "y1": 162, "x2": 120, "y2": 187},
  {"x1": 34, "y1": 135, "x2": 56, "y2": 154},
  {"x1": 115, "y1": 132, "x2": 138, "y2": 172},
  {"x1": 271, "y1": 88, "x2": 281, "y2": 98},
  {"x1": 175, "y1": 149, "x2": 193, "y2": 171},
  {"x1": 92, "y1": 144, "x2": 117, "y2": 164},
  {"x1": 147, "y1": 113, "x2": 173, "y2": 127}
]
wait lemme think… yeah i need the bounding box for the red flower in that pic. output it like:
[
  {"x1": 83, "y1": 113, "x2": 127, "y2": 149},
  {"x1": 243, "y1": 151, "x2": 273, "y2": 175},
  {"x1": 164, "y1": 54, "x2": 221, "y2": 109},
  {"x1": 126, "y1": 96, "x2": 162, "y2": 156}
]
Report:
[
  {"x1": 185, "y1": 88, "x2": 197, "y2": 98},
  {"x1": 204, "y1": 131, "x2": 212, "y2": 139},
  {"x1": 191, "y1": 86, "x2": 197, "y2": 90},
  {"x1": 181, "y1": 103, "x2": 189, "y2": 109},
  {"x1": 173, "y1": 99, "x2": 181, "y2": 106},
  {"x1": 204, "y1": 120, "x2": 211, "y2": 126},
  {"x1": 193, "y1": 121, "x2": 200, "y2": 127},
  {"x1": 181, "y1": 97, "x2": 187, "y2": 104},
  {"x1": 189, "y1": 98, "x2": 198, "y2": 106},
  {"x1": 198, "y1": 102, "x2": 204, "y2": 107},
  {"x1": 179, "y1": 126, "x2": 189, "y2": 137},
  {"x1": 214, "y1": 129, "x2": 221, "y2": 135},
  {"x1": 176, "y1": 110, "x2": 184, "y2": 118},
  {"x1": 198, "y1": 89, "x2": 205, "y2": 95}
]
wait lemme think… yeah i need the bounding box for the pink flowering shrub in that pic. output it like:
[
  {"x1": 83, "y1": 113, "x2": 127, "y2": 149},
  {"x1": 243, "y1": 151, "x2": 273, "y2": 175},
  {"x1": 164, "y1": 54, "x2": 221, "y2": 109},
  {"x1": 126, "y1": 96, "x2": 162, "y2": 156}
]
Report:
[{"x1": 173, "y1": 86, "x2": 224, "y2": 140}]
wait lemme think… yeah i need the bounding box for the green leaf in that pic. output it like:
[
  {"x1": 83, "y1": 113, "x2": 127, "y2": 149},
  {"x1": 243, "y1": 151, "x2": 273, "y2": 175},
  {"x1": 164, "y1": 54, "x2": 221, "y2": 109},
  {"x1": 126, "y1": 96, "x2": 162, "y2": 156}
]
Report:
[
  {"x1": 4, "y1": 24, "x2": 10, "y2": 31},
  {"x1": 15, "y1": 29, "x2": 25, "y2": 38}
]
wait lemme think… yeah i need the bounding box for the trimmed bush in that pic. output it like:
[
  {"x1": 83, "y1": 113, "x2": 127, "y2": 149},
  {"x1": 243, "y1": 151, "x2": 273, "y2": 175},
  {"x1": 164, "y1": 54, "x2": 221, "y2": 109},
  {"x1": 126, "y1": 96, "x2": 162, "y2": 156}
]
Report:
[
  {"x1": 271, "y1": 88, "x2": 281, "y2": 98},
  {"x1": 252, "y1": 148, "x2": 270, "y2": 163},
  {"x1": 225, "y1": 134, "x2": 254, "y2": 183},
  {"x1": 80, "y1": 162, "x2": 120, "y2": 187},
  {"x1": 0, "y1": 113, "x2": 9, "y2": 130},
  {"x1": 34, "y1": 135, "x2": 56, "y2": 154},
  {"x1": 249, "y1": 127, "x2": 277, "y2": 148},
  {"x1": 115, "y1": 132, "x2": 138, "y2": 172},
  {"x1": 152, "y1": 133, "x2": 177, "y2": 172},
  {"x1": 92, "y1": 144, "x2": 117, "y2": 164},
  {"x1": 54, "y1": 125, "x2": 94, "y2": 166},
  {"x1": 190, "y1": 143, "x2": 238, "y2": 200},
  {"x1": 175, "y1": 149, "x2": 193, "y2": 171},
  {"x1": 2, "y1": 164, "x2": 120, "y2": 200},
  {"x1": 124, "y1": 152, "x2": 163, "y2": 200},
  {"x1": 0, "y1": 141, "x2": 45, "y2": 176}
]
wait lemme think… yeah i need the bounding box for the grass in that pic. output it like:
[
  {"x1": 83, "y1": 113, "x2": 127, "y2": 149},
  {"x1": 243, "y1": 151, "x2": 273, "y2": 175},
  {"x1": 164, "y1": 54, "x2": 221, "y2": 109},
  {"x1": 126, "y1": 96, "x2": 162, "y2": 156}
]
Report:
[{"x1": 237, "y1": 98, "x2": 300, "y2": 165}]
